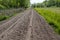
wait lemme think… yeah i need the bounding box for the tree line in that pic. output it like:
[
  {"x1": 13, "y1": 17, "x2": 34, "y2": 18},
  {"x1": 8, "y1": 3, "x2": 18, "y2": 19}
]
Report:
[
  {"x1": 0, "y1": 0, "x2": 30, "y2": 9},
  {"x1": 32, "y1": 0, "x2": 60, "y2": 8}
]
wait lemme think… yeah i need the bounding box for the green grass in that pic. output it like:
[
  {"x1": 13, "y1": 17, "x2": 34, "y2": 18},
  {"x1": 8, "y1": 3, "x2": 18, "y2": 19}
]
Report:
[
  {"x1": 0, "y1": 13, "x2": 17, "y2": 21},
  {"x1": 35, "y1": 8, "x2": 60, "y2": 34},
  {"x1": 0, "y1": 15, "x2": 10, "y2": 21}
]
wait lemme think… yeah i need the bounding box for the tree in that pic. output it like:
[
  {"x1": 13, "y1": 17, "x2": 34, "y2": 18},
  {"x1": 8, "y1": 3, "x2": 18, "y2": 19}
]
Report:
[
  {"x1": 20, "y1": 0, "x2": 30, "y2": 8},
  {"x1": 0, "y1": 0, "x2": 30, "y2": 9},
  {"x1": 44, "y1": 0, "x2": 60, "y2": 7}
]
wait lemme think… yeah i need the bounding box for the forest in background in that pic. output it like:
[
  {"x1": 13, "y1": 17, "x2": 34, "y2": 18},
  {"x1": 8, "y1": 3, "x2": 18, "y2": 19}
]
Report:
[
  {"x1": 0, "y1": 0, "x2": 30, "y2": 9},
  {"x1": 32, "y1": 0, "x2": 60, "y2": 8},
  {"x1": 0, "y1": 0, "x2": 60, "y2": 9}
]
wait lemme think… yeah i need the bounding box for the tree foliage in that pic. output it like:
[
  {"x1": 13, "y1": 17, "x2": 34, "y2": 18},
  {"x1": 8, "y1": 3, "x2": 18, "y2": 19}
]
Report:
[
  {"x1": 0, "y1": 0, "x2": 30, "y2": 9},
  {"x1": 31, "y1": 0, "x2": 60, "y2": 8},
  {"x1": 20, "y1": 0, "x2": 30, "y2": 8}
]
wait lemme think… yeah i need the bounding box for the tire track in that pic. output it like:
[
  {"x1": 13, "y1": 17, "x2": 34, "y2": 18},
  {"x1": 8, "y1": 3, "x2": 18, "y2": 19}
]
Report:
[
  {"x1": 25, "y1": 9, "x2": 33, "y2": 40},
  {"x1": 31, "y1": 10, "x2": 47, "y2": 40},
  {"x1": 0, "y1": 9, "x2": 29, "y2": 35},
  {"x1": 0, "y1": 12, "x2": 22, "y2": 34}
]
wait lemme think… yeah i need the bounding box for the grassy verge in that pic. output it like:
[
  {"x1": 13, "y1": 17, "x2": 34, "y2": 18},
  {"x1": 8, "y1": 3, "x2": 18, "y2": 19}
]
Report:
[
  {"x1": 0, "y1": 13, "x2": 16, "y2": 21},
  {"x1": 35, "y1": 8, "x2": 60, "y2": 34},
  {"x1": 0, "y1": 15, "x2": 9, "y2": 21}
]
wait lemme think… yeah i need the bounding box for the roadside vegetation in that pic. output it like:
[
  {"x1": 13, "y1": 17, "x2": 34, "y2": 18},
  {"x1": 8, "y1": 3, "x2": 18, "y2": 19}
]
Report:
[
  {"x1": 0, "y1": 8, "x2": 24, "y2": 21},
  {"x1": 0, "y1": 12, "x2": 16, "y2": 21},
  {"x1": 0, "y1": 15, "x2": 9, "y2": 21},
  {"x1": 35, "y1": 8, "x2": 60, "y2": 34}
]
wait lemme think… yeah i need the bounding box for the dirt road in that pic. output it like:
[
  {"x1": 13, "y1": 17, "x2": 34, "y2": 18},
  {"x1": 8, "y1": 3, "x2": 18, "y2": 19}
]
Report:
[{"x1": 0, "y1": 9, "x2": 59, "y2": 40}]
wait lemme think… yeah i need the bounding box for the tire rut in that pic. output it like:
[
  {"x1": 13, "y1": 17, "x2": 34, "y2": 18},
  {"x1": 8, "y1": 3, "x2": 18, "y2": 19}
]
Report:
[
  {"x1": 25, "y1": 10, "x2": 33, "y2": 40},
  {"x1": 0, "y1": 9, "x2": 29, "y2": 35}
]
